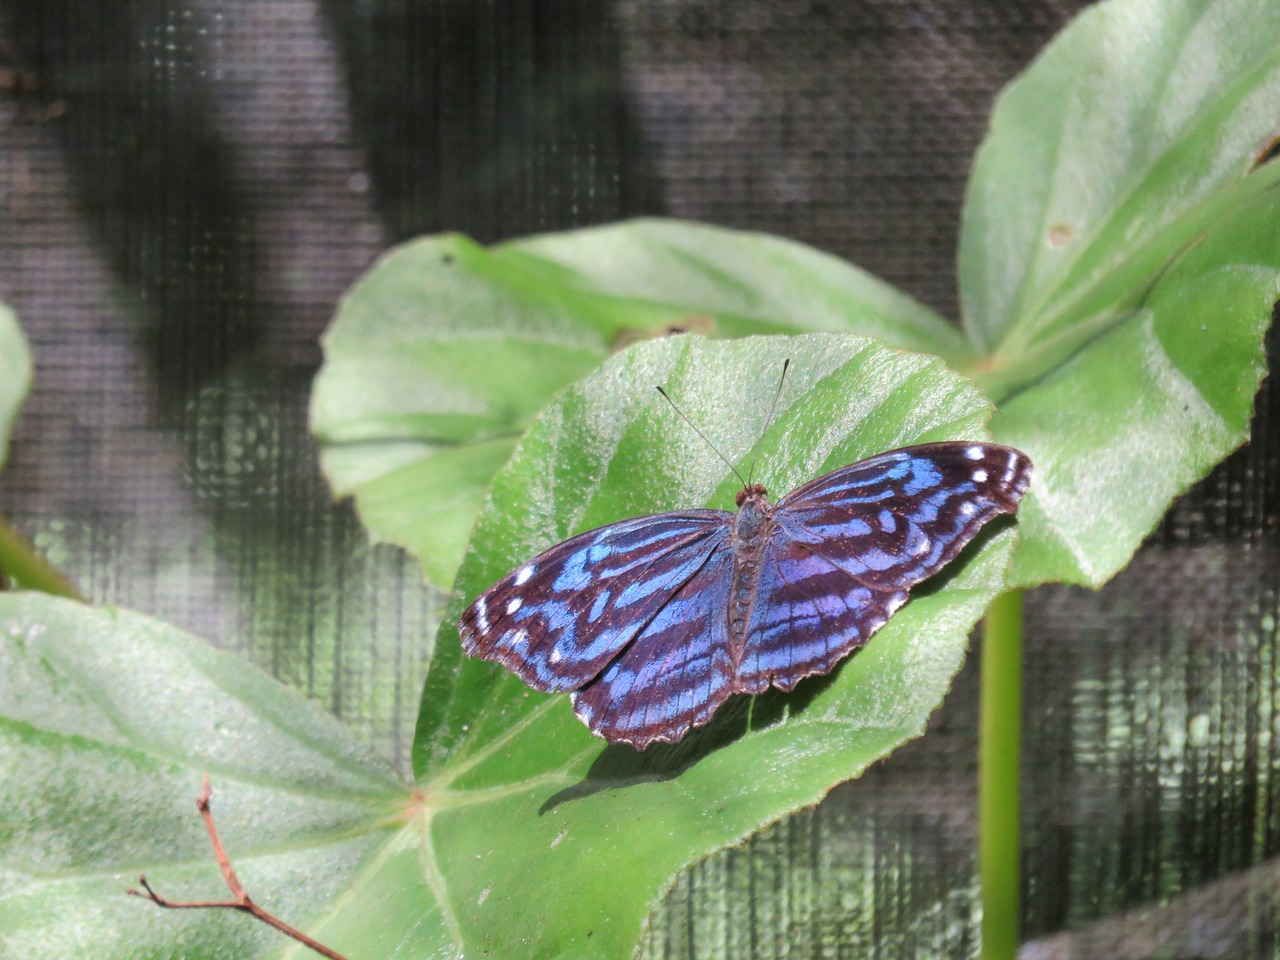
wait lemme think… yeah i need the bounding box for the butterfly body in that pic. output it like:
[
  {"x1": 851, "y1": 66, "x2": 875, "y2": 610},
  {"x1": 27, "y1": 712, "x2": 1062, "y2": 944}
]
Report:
[
  {"x1": 727, "y1": 485, "x2": 770, "y2": 649},
  {"x1": 460, "y1": 442, "x2": 1032, "y2": 749}
]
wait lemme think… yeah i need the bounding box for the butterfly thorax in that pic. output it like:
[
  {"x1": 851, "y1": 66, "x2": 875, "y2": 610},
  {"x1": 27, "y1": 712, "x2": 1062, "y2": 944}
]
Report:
[
  {"x1": 734, "y1": 483, "x2": 767, "y2": 507},
  {"x1": 727, "y1": 486, "x2": 774, "y2": 652}
]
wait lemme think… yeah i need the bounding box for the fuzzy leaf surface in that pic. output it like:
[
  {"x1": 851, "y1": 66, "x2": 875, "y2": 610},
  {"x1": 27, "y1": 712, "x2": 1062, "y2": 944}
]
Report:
[
  {"x1": 959, "y1": 0, "x2": 1280, "y2": 585},
  {"x1": 0, "y1": 594, "x2": 423, "y2": 959}
]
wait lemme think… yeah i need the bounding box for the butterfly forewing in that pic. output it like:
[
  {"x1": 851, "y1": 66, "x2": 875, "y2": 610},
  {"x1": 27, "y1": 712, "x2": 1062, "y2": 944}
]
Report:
[
  {"x1": 774, "y1": 442, "x2": 1031, "y2": 591},
  {"x1": 460, "y1": 510, "x2": 731, "y2": 692}
]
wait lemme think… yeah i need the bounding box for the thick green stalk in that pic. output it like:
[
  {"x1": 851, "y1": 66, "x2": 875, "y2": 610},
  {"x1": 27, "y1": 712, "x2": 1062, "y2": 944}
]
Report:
[
  {"x1": 0, "y1": 516, "x2": 82, "y2": 600},
  {"x1": 980, "y1": 589, "x2": 1023, "y2": 960}
]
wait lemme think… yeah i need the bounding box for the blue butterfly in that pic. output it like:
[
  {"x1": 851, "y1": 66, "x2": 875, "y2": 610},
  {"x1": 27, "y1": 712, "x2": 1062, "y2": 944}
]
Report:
[{"x1": 460, "y1": 435, "x2": 1031, "y2": 750}]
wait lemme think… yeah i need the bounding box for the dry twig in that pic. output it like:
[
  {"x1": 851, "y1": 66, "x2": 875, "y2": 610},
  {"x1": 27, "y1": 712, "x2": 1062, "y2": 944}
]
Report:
[{"x1": 127, "y1": 775, "x2": 351, "y2": 960}]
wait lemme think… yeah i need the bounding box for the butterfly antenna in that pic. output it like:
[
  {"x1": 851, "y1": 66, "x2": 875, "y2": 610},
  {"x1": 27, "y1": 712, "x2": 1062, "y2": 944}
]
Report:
[
  {"x1": 655, "y1": 386, "x2": 749, "y2": 488},
  {"x1": 746, "y1": 358, "x2": 790, "y2": 486}
]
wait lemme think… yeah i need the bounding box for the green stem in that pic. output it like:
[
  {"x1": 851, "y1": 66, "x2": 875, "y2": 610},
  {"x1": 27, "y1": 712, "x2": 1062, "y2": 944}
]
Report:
[
  {"x1": 980, "y1": 589, "x2": 1023, "y2": 960},
  {"x1": 0, "y1": 515, "x2": 83, "y2": 600}
]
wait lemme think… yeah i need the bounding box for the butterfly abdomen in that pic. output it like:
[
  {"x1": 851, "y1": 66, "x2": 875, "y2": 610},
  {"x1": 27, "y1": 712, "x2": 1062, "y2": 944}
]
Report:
[{"x1": 727, "y1": 489, "x2": 774, "y2": 657}]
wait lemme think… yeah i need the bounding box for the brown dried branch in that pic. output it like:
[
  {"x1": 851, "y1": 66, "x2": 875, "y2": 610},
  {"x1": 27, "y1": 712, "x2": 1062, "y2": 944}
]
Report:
[{"x1": 127, "y1": 775, "x2": 351, "y2": 960}]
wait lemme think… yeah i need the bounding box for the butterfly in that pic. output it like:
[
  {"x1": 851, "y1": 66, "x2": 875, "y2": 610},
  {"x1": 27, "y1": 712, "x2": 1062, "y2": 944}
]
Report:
[{"x1": 460, "y1": 410, "x2": 1031, "y2": 750}]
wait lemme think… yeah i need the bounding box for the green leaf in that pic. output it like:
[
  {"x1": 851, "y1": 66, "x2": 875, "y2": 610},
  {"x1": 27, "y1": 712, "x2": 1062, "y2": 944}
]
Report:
[
  {"x1": 0, "y1": 305, "x2": 82, "y2": 599},
  {"x1": 377, "y1": 334, "x2": 1014, "y2": 960},
  {"x1": 310, "y1": 221, "x2": 959, "y2": 586},
  {"x1": 960, "y1": 0, "x2": 1280, "y2": 586},
  {"x1": 0, "y1": 302, "x2": 32, "y2": 471},
  {"x1": 960, "y1": 0, "x2": 1280, "y2": 389},
  {"x1": 0, "y1": 593, "x2": 418, "y2": 958},
  {"x1": 993, "y1": 193, "x2": 1280, "y2": 587}
]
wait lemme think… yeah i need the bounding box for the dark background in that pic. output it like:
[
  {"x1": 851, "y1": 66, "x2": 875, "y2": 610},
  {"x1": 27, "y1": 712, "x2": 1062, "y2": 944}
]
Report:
[{"x1": 2, "y1": 1, "x2": 1277, "y2": 956}]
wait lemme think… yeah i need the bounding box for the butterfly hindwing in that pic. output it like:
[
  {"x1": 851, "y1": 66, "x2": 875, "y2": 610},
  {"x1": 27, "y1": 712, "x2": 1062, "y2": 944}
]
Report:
[
  {"x1": 738, "y1": 531, "x2": 908, "y2": 693},
  {"x1": 571, "y1": 548, "x2": 735, "y2": 748},
  {"x1": 459, "y1": 510, "x2": 732, "y2": 693},
  {"x1": 774, "y1": 442, "x2": 1031, "y2": 591}
]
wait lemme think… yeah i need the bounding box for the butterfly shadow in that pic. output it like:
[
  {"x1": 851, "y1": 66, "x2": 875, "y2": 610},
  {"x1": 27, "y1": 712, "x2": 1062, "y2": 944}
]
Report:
[
  {"x1": 537, "y1": 670, "x2": 845, "y2": 814},
  {"x1": 537, "y1": 518, "x2": 1012, "y2": 814},
  {"x1": 538, "y1": 697, "x2": 754, "y2": 813}
]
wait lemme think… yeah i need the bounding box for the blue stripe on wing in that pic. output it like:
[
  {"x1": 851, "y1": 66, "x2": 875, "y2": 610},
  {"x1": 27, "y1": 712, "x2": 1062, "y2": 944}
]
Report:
[{"x1": 459, "y1": 510, "x2": 732, "y2": 693}]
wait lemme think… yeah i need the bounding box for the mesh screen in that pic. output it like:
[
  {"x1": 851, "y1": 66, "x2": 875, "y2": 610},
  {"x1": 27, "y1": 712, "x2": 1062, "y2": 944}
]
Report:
[{"x1": 2, "y1": 1, "x2": 1276, "y2": 957}]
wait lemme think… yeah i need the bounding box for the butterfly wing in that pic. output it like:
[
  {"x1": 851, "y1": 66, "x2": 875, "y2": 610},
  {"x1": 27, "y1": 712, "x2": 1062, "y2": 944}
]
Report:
[
  {"x1": 571, "y1": 547, "x2": 735, "y2": 749},
  {"x1": 774, "y1": 442, "x2": 1032, "y2": 590},
  {"x1": 459, "y1": 510, "x2": 732, "y2": 694},
  {"x1": 740, "y1": 442, "x2": 1032, "y2": 691},
  {"x1": 737, "y1": 534, "x2": 908, "y2": 693}
]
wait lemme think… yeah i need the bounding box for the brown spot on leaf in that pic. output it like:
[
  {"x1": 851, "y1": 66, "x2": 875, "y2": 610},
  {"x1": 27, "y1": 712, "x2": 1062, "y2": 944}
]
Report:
[{"x1": 1047, "y1": 224, "x2": 1075, "y2": 248}]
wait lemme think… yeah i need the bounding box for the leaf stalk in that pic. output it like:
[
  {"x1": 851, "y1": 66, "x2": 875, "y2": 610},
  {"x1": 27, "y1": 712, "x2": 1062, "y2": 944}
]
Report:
[{"x1": 980, "y1": 589, "x2": 1023, "y2": 960}]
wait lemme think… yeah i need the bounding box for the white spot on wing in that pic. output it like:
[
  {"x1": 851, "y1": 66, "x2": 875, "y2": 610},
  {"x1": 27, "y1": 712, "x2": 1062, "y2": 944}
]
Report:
[
  {"x1": 506, "y1": 597, "x2": 522, "y2": 615},
  {"x1": 549, "y1": 647, "x2": 563, "y2": 664},
  {"x1": 959, "y1": 501, "x2": 978, "y2": 516},
  {"x1": 515, "y1": 564, "x2": 535, "y2": 586},
  {"x1": 973, "y1": 468, "x2": 988, "y2": 483},
  {"x1": 912, "y1": 535, "x2": 932, "y2": 556},
  {"x1": 1003, "y1": 451, "x2": 1018, "y2": 484},
  {"x1": 475, "y1": 596, "x2": 490, "y2": 632},
  {"x1": 965, "y1": 445, "x2": 984, "y2": 460}
]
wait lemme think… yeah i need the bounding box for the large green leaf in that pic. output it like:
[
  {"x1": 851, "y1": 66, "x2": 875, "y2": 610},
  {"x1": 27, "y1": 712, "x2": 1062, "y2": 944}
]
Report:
[
  {"x1": 310, "y1": 221, "x2": 960, "y2": 586},
  {"x1": 0, "y1": 302, "x2": 32, "y2": 471},
  {"x1": 0, "y1": 593, "x2": 415, "y2": 958},
  {"x1": 959, "y1": 0, "x2": 1280, "y2": 586},
  {"x1": 394, "y1": 335, "x2": 1012, "y2": 960},
  {"x1": 992, "y1": 193, "x2": 1280, "y2": 587},
  {"x1": 960, "y1": 0, "x2": 1280, "y2": 386}
]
